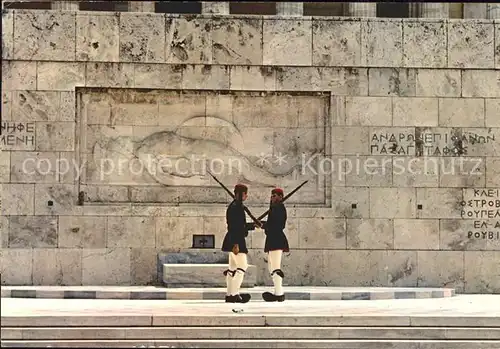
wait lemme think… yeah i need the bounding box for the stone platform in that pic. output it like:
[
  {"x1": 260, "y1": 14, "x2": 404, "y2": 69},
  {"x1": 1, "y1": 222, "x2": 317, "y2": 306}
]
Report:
[
  {"x1": 1, "y1": 295, "x2": 500, "y2": 348},
  {"x1": 162, "y1": 264, "x2": 257, "y2": 288},
  {"x1": 1, "y1": 286, "x2": 455, "y2": 300},
  {"x1": 158, "y1": 250, "x2": 261, "y2": 288}
]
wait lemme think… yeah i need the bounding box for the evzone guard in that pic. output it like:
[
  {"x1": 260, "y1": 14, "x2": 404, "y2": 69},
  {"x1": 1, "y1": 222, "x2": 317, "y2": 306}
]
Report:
[
  {"x1": 221, "y1": 184, "x2": 260, "y2": 303},
  {"x1": 215, "y1": 176, "x2": 307, "y2": 303},
  {"x1": 261, "y1": 188, "x2": 289, "y2": 302}
]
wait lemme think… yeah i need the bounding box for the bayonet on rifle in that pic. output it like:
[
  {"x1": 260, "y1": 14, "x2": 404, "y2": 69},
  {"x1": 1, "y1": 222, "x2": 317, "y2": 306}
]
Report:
[{"x1": 207, "y1": 171, "x2": 263, "y2": 228}]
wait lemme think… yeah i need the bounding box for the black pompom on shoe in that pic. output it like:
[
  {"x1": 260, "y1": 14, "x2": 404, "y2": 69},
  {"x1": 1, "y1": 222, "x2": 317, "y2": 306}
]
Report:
[
  {"x1": 262, "y1": 291, "x2": 285, "y2": 302},
  {"x1": 225, "y1": 294, "x2": 251, "y2": 303},
  {"x1": 239, "y1": 293, "x2": 251, "y2": 303}
]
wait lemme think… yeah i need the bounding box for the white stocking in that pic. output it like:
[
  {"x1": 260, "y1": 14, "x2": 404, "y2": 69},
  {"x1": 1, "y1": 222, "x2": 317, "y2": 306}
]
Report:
[
  {"x1": 268, "y1": 250, "x2": 284, "y2": 296},
  {"x1": 231, "y1": 252, "x2": 248, "y2": 296},
  {"x1": 225, "y1": 252, "x2": 238, "y2": 296}
]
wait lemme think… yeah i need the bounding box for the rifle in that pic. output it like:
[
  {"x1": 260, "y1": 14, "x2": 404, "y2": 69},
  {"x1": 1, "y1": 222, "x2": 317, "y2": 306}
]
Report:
[
  {"x1": 207, "y1": 171, "x2": 263, "y2": 229},
  {"x1": 257, "y1": 180, "x2": 308, "y2": 221}
]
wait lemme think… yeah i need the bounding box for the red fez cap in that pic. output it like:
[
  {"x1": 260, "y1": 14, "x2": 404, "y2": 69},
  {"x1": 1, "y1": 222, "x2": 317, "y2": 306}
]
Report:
[
  {"x1": 271, "y1": 188, "x2": 284, "y2": 196},
  {"x1": 234, "y1": 184, "x2": 248, "y2": 193}
]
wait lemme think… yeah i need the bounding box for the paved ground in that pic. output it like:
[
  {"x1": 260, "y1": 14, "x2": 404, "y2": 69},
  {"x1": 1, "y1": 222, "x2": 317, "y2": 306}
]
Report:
[
  {"x1": 3, "y1": 295, "x2": 500, "y2": 348},
  {"x1": 2, "y1": 294, "x2": 500, "y2": 320}
]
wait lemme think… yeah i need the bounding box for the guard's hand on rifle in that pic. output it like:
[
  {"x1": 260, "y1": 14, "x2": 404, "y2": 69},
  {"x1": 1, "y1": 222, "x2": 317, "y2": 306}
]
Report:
[
  {"x1": 260, "y1": 220, "x2": 267, "y2": 229},
  {"x1": 246, "y1": 221, "x2": 263, "y2": 230},
  {"x1": 246, "y1": 222, "x2": 256, "y2": 231}
]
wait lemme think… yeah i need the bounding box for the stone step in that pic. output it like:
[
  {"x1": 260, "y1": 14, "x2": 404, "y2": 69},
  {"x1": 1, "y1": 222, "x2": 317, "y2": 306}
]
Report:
[
  {"x1": 1, "y1": 286, "x2": 456, "y2": 300},
  {"x1": 4, "y1": 315, "x2": 500, "y2": 327},
  {"x1": 3, "y1": 326, "x2": 500, "y2": 340},
  {"x1": 162, "y1": 263, "x2": 257, "y2": 288},
  {"x1": 158, "y1": 250, "x2": 228, "y2": 264},
  {"x1": 3, "y1": 339, "x2": 500, "y2": 348}
]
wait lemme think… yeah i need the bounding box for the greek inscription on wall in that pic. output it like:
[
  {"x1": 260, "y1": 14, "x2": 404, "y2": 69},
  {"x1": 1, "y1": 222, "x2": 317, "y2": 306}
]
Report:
[
  {"x1": 0, "y1": 122, "x2": 35, "y2": 150},
  {"x1": 461, "y1": 189, "x2": 500, "y2": 241},
  {"x1": 370, "y1": 130, "x2": 495, "y2": 156},
  {"x1": 370, "y1": 132, "x2": 415, "y2": 155}
]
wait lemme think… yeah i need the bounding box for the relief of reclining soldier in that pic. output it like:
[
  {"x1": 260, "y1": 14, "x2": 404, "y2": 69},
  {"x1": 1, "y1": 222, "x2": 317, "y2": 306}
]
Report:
[{"x1": 84, "y1": 116, "x2": 326, "y2": 204}]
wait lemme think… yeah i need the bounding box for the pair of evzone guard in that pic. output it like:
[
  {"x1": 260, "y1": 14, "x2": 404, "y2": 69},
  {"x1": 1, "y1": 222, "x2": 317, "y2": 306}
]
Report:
[{"x1": 221, "y1": 184, "x2": 289, "y2": 303}]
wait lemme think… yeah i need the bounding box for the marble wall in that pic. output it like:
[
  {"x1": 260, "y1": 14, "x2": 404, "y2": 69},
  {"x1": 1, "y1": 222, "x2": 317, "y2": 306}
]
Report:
[{"x1": 1, "y1": 10, "x2": 500, "y2": 293}]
